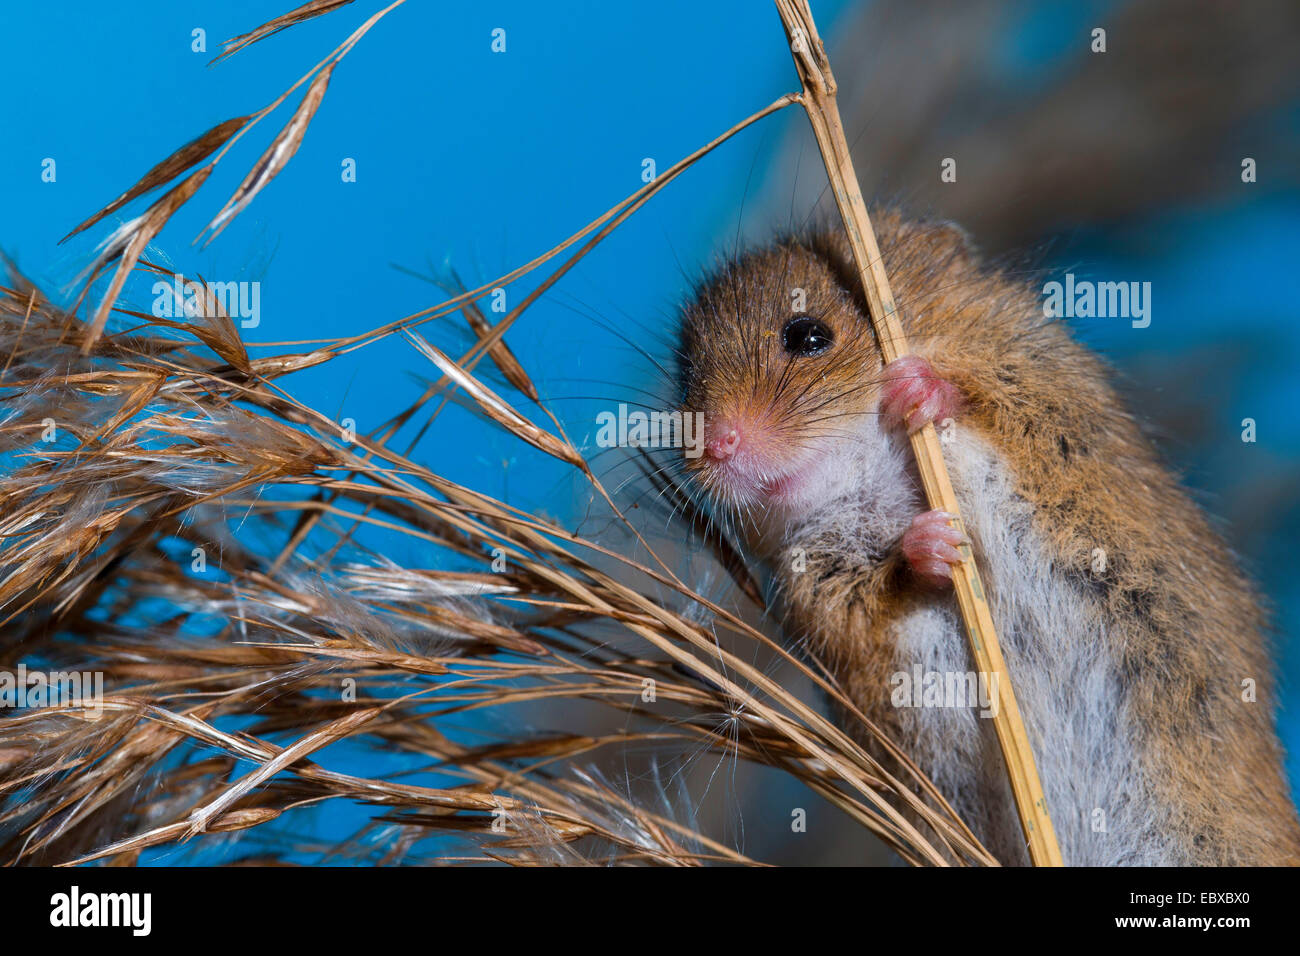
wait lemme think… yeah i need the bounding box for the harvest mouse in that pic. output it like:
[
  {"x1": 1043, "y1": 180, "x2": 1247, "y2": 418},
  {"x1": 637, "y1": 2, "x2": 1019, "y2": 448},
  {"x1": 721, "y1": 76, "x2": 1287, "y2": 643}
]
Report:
[{"x1": 676, "y1": 209, "x2": 1300, "y2": 865}]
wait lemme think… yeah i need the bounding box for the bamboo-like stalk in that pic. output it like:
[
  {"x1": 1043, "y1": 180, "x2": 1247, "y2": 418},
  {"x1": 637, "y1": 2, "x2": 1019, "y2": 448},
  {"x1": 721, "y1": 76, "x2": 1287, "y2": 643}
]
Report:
[{"x1": 773, "y1": 0, "x2": 1063, "y2": 867}]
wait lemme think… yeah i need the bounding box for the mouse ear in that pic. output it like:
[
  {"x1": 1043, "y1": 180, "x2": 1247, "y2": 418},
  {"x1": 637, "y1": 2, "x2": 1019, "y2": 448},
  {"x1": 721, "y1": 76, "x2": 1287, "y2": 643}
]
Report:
[
  {"x1": 802, "y1": 209, "x2": 979, "y2": 315},
  {"x1": 875, "y1": 209, "x2": 979, "y2": 271},
  {"x1": 925, "y1": 219, "x2": 978, "y2": 266},
  {"x1": 805, "y1": 208, "x2": 979, "y2": 282}
]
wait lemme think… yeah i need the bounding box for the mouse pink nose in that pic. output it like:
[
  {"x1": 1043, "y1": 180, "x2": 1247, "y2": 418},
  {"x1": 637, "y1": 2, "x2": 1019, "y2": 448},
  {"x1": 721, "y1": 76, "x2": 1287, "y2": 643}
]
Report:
[{"x1": 706, "y1": 423, "x2": 742, "y2": 461}]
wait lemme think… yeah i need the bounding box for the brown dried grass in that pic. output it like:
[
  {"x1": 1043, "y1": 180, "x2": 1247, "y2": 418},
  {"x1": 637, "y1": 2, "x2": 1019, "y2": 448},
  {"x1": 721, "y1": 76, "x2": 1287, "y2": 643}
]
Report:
[{"x1": 0, "y1": 1, "x2": 992, "y2": 866}]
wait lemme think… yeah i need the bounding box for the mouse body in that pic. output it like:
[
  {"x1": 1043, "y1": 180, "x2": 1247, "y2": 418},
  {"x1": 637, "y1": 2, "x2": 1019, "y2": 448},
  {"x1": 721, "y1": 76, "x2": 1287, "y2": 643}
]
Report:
[{"x1": 676, "y1": 210, "x2": 1300, "y2": 865}]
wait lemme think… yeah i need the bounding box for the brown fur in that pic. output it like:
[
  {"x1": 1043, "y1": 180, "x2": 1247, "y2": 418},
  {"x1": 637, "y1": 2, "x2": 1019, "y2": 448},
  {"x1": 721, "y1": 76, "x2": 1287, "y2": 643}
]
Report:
[{"x1": 678, "y1": 209, "x2": 1300, "y2": 865}]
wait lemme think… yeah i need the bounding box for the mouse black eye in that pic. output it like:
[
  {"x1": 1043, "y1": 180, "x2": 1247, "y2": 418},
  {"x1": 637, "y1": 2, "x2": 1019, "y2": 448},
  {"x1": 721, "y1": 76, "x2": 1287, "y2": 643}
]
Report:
[{"x1": 782, "y1": 316, "x2": 834, "y2": 356}]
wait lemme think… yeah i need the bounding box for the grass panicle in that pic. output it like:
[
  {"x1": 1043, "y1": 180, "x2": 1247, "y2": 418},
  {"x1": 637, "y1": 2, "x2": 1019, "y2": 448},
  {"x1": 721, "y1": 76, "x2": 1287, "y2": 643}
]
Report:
[{"x1": 0, "y1": 0, "x2": 997, "y2": 867}]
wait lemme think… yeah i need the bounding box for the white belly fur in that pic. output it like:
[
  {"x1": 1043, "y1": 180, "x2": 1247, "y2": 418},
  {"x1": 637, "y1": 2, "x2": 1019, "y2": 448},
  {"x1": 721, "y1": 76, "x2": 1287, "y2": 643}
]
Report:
[{"x1": 890, "y1": 427, "x2": 1177, "y2": 865}]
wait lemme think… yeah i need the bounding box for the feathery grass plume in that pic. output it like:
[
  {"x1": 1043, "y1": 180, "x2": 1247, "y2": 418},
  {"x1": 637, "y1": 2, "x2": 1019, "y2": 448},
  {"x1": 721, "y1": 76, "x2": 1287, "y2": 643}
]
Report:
[
  {"x1": 0, "y1": 248, "x2": 990, "y2": 865},
  {"x1": 0, "y1": 1, "x2": 993, "y2": 866}
]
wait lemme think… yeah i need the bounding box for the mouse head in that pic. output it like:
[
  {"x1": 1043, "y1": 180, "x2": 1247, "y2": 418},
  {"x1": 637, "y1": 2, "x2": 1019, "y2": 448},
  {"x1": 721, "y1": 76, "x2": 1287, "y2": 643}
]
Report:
[{"x1": 676, "y1": 235, "x2": 884, "y2": 521}]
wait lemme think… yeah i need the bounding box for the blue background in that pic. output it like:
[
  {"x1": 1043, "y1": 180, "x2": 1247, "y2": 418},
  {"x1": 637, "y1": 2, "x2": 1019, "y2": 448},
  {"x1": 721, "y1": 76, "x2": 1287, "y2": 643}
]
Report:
[{"x1": 3, "y1": 0, "x2": 1297, "y2": 859}]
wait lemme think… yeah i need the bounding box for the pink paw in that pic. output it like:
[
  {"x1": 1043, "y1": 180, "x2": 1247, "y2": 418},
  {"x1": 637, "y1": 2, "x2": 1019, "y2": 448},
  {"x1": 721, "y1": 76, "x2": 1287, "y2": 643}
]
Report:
[
  {"x1": 901, "y1": 510, "x2": 965, "y2": 588},
  {"x1": 881, "y1": 356, "x2": 962, "y2": 434}
]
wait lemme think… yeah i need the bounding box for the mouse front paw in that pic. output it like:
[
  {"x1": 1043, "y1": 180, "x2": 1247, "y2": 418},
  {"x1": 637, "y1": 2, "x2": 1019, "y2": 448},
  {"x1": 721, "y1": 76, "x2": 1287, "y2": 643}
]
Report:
[
  {"x1": 881, "y1": 356, "x2": 962, "y2": 434},
  {"x1": 901, "y1": 510, "x2": 965, "y2": 588}
]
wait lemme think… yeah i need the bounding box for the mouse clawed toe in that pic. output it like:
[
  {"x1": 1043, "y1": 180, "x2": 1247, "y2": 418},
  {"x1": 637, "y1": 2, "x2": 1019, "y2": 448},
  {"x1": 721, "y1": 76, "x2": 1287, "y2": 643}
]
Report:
[
  {"x1": 881, "y1": 356, "x2": 962, "y2": 433},
  {"x1": 901, "y1": 510, "x2": 966, "y2": 588}
]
